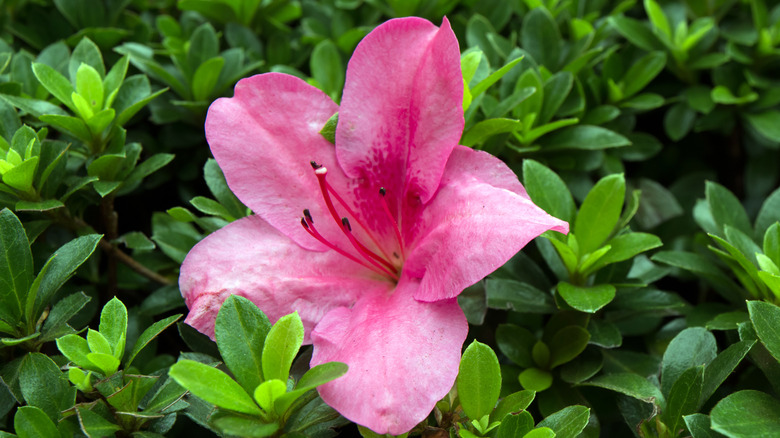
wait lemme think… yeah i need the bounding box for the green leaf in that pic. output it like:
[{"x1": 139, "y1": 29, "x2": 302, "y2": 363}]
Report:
[
  {"x1": 711, "y1": 390, "x2": 780, "y2": 437},
  {"x1": 19, "y1": 353, "x2": 76, "y2": 422},
  {"x1": 125, "y1": 314, "x2": 181, "y2": 368},
  {"x1": 31, "y1": 63, "x2": 76, "y2": 113},
  {"x1": 518, "y1": 368, "x2": 552, "y2": 392},
  {"x1": 622, "y1": 51, "x2": 667, "y2": 99},
  {"x1": 103, "y1": 56, "x2": 129, "y2": 106},
  {"x1": 98, "y1": 297, "x2": 127, "y2": 359},
  {"x1": 557, "y1": 283, "x2": 616, "y2": 313},
  {"x1": 609, "y1": 16, "x2": 662, "y2": 51},
  {"x1": 215, "y1": 295, "x2": 271, "y2": 394},
  {"x1": 2, "y1": 157, "x2": 38, "y2": 192},
  {"x1": 14, "y1": 406, "x2": 60, "y2": 438},
  {"x1": 14, "y1": 200, "x2": 65, "y2": 212},
  {"x1": 461, "y1": 118, "x2": 522, "y2": 147},
  {"x1": 191, "y1": 57, "x2": 224, "y2": 102},
  {"x1": 523, "y1": 159, "x2": 576, "y2": 223},
  {"x1": 491, "y1": 390, "x2": 536, "y2": 423},
  {"x1": 262, "y1": 312, "x2": 304, "y2": 383},
  {"x1": 575, "y1": 173, "x2": 626, "y2": 254},
  {"x1": 471, "y1": 56, "x2": 524, "y2": 98},
  {"x1": 700, "y1": 339, "x2": 755, "y2": 407},
  {"x1": 706, "y1": 181, "x2": 752, "y2": 237},
  {"x1": 168, "y1": 359, "x2": 262, "y2": 415},
  {"x1": 485, "y1": 278, "x2": 556, "y2": 314},
  {"x1": 69, "y1": 37, "x2": 105, "y2": 78},
  {"x1": 523, "y1": 427, "x2": 556, "y2": 438},
  {"x1": 662, "y1": 366, "x2": 703, "y2": 434},
  {"x1": 75, "y1": 406, "x2": 122, "y2": 437},
  {"x1": 31, "y1": 233, "x2": 100, "y2": 318},
  {"x1": 253, "y1": 379, "x2": 286, "y2": 413},
  {"x1": 581, "y1": 373, "x2": 664, "y2": 406},
  {"x1": 273, "y1": 361, "x2": 348, "y2": 415},
  {"x1": 496, "y1": 411, "x2": 535, "y2": 438},
  {"x1": 209, "y1": 411, "x2": 279, "y2": 438},
  {"x1": 496, "y1": 324, "x2": 537, "y2": 368},
  {"x1": 585, "y1": 232, "x2": 663, "y2": 274},
  {"x1": 37, "y1": 115, "x2": 92, "y2": 143},
  {"x1": 310, "y1": 40, "x2": 344, "y2": 99},
  {"x1": 521, "y1": 7, "x2": 561, "y2": 69},
  {"x1": 684, "y1": 413, "x2": 720, "y2": 438},
  {"x1": 661, "y1": 327, "x2": 717, "y2": 397},
  {"x1": 744, "y1": 110, "x2": 780, "y2": 143},
  {"x1": 56, "y1": 334, "x2": 95, "y2": 371},
  {"x1": 756, "y1": 189, "x2": 780, "y2": 237},
  {"x1": 644, "y1": 0, "x2": 672, "y2": 39},
  {"x1": 0, "y1": 208, "x2": 32, "y2": 325},
  {"x1": 75, "y1": 63, "x2": 104, "y2": 111},
  {"x1": 39, "y1": 291, "x2": 90, "y2": 341},
  {"x1": 549, "y1": 326, "x2": 590, "y2": 368},
  {"x1": 538, "y1": 125, "x2": 630, "y2": 150},
  {"x1": 115, "y1": 86, "x2": 167, "y2": 127},
  {"x1": 539, "y1": 72, "x2": 574, "y2": 124},
  {"x1": 748, "y1": 301, "x2": 780, "y2": 363},
  {"x1": 537, "y1": 405, "x2": 590, "y2": 438},
  {"x1": 457, "y1": 340, "x2": 502, "y2": 420},
  {"x1": 86, "y1": 352, "x2": 120, "y2": 376}
]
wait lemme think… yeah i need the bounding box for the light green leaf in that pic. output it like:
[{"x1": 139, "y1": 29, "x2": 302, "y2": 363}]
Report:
[
  {"x1": 262, "y1": 312, "x2": 304, "y2": 382},
  {"x1": 457, "y1": 340, "x2": 502, "y2": 420},
  {"x1": 575, "y1": 173, "x2": 626, "y2": 254},
  {"x1": 169, "y1": 359, "x2": 262, "y2": 415}
]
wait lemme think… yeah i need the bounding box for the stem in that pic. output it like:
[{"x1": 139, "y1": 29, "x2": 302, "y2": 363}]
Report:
[{"x1": 49, "y1": 210, "x2": 172, "y2": 287}]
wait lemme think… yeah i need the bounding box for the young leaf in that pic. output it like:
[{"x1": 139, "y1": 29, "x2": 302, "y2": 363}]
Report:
[
  {"x1": 574, "y1": 173, "x2": 626, "y2": 254},
  {"x1": 261, "y1": 312, "x2": 304, "y2": 383},
  {"x1": 98, "y1": 297, "x2": 127, "y2": 360},
  {"x1": 457, "y1": 340, "x2": 501, "y2": 420},
  {"x1": 273, "y1": 361, "x2": 348, "y2": 415},
  {"x1": 168, "y1": 359, "x2": 263, "y2": 416}
]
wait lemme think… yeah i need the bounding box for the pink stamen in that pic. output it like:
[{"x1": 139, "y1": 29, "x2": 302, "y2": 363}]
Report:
[
  {"x1": 311, "y1": 162, "x2": 397, "y2": 272},
  {"x1": 300, "y1": 214, "x2": 388, "y2": 277},
  {"x1": 379, "y1": 187, "x2": 406, "y2": 260},
  {"x1": 341, "y1": 218, "x2": 399, "y2": 281}
]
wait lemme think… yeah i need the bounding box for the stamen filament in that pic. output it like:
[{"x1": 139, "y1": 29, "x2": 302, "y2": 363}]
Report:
[
  {"x1": 379, "y1": 187, "x2": 406, "y2": 259},
  {"x1": 300, "y1": 217, "x2": 389, "y2": 277},
  {"x1": 341, "y1": 218, "x2": 399, "y2": 280},
  {"x1": 313, "y1": 165, "x2": 396, "y2": 269}
]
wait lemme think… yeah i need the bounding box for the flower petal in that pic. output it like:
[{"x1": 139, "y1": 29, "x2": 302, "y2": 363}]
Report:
[
  {"x1": 205, "y1": 73, "x2": 348, "y2": 250},
  {"x1": 310, "y1": 277, "x2": 467, "y2": 435},
  {"x1": 180, "y1": 215, "x2": 391, "y2": 341},
  {"x1": 336, "y1": 17, "x2": 463, "y2": 207},
  {"x1": 404, "y1": 146, "x2": 570, "y2": 302}
]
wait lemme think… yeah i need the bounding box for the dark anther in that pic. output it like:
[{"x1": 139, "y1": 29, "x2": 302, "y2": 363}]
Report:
[
  {"x1": 310, "y1": 161, "x2": 322, "y2": 169},
  {"x1": 301, "y1": 218, "x2": 309, "y2": 229},
  {"x1": 379, "y1": 187, "x2": 386, "y2": 196},
  {"x1": 303, "y1": 209, "x2": 313, "y2": 223},
  {"x1": 341, "y1": 217, "x2": 352, "y2": 231},
  {"x1": 393, "y1": 252, "x2": 399, "y2": 259}
]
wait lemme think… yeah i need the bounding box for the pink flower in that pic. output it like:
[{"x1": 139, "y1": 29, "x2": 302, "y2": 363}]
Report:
[{"x1": 180, "y1": 17, "x2": 568, "y2": 434}]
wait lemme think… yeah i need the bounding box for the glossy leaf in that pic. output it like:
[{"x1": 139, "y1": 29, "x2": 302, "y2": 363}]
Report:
[
  {"x1": 168, "y1": 359, "x2": 262, "y2": 415},
  {"x1": 458, "y1": 340, "x2": 501, "y2": 420},
  {"x1": 262, "y1": 312, "x2": 304, "y2": 383}
]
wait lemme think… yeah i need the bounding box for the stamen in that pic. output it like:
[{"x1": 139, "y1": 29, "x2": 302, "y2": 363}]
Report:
[
  {"x1": 313, "y1": 166, "x2": 396, "y2": 269},
  {"x1": 341, "y1": 217, "x2": 399, "y2": 281},
  {"x1": 378, "y1": 187, "x2": 406, "y2": 259},
  {"x1": 301, "y1": 213, "x2": 388, "y2": 276}
]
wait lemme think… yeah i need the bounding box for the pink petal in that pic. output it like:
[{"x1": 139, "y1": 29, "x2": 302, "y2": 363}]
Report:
[
  {"x1": 404, "y1": 146, "x2": 569, "y2": 302},
  {"x1": 179, "y1": 215, "x2": 392, "y2": 341},
  {"x1": 336, "y1": 17, "x2": 463, "y2": 210},
  {"x1": 310, "y1": 277, "x2": 467, "y2": 434},
  {"x1": 205, "y1": 73, "x2": 349, "y2": 251}
]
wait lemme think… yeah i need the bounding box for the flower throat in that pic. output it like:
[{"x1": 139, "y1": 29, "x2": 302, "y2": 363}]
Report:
[{"x1": 300, "y1": 161, "x2": 404, "y2": 281}]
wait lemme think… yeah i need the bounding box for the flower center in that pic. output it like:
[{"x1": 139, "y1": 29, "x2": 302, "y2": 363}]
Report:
[{"x1": 300, "y1": 161, "x2": 404, "y2": 281}]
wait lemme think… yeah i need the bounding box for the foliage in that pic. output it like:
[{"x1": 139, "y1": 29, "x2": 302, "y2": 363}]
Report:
[{"x1": 1, "y1": 0, "x2": 780, "y2": 436}]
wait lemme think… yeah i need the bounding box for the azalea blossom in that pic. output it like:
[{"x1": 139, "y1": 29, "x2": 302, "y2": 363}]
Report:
[{"x1": 179, "y1": 16, "x2": 568, "y2": 434}]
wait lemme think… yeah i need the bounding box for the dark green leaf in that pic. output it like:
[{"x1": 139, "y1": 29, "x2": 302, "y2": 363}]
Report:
[
  {"x1": 496, "y1": 411, "x2": 535, "y2": 438},
  {"x1": 310, "y1": 40, "x2": 344, "y2": 99},
  {"x1": 744, "y1": 110, "x2": 780, "y2": 143},
  {"x1": 215, "y1": 295, "x2": 271, "y2": 394},
  {"x1": 485, "y1": 278, "x2": 556, "y2": 314},
  {"x1": 537, "y1": 405, "x2": 590, "y2": 438},
  {"x1": 19, "y1": 353, "x2": 75, "y2": 422},
  {"x1": 0, "y1": 208, "x2": 32, "y2": 325},
  {"x1": 557, "y1": 283, "x2": 616, "y2": 313},
  {"x1": 496, "y1": 324, "x2": 537, "y2": 368},
  {"x1": 209, "y1": 411, "x2": 278, "y2": 438},
  {"x1": 75, "y1": 406, "x2": 122, "y2": 437},
  {"x1": 701, "y1": 339, "x2": 754, "y2": 407},
  {"x1": 661, "y1": 327, "x2": 717, "y2": 397},
  {"x1": 711, "y1": 390, "x2": 780, "y2": 437},
  {"x1": 126, "y1": 314, "x2": 181, "y2": 368},
  {"x1": 549, "y1": 326, "x2": 590, "y2": 368},
  {"x1": 538, "y1": 125, "x2": 630, "y2": 150},
  {"x1": 663, "y1": 366, "x2": 703, "y2": 435},
  {"x1": 748, "y1": 301, "x2": 780, "y2": 363},
  {"x1": 523, "y1": 159, "x2": 576, "y2": 223},
  {"x1": 40, "y1": 292, "x2": 90, "y2": 342},
  {"x1": 522, "y1": 8, "x2": 561, "y2": 69},
  {"x1": 14, "y1": 406, "x2": 60, "y2": 438},
  {"x1": 191, "y1": 57, "x2": 224, "y2": 102},
  {"x1": 622, "y1": 52, "x2": 666, "y2": 98},
  {"x1": 683, "y1": 413, "x2": 721, "y2": 438},
  {"x1": 580, "y1": 373, "x2": 664, "y2": 406}
]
